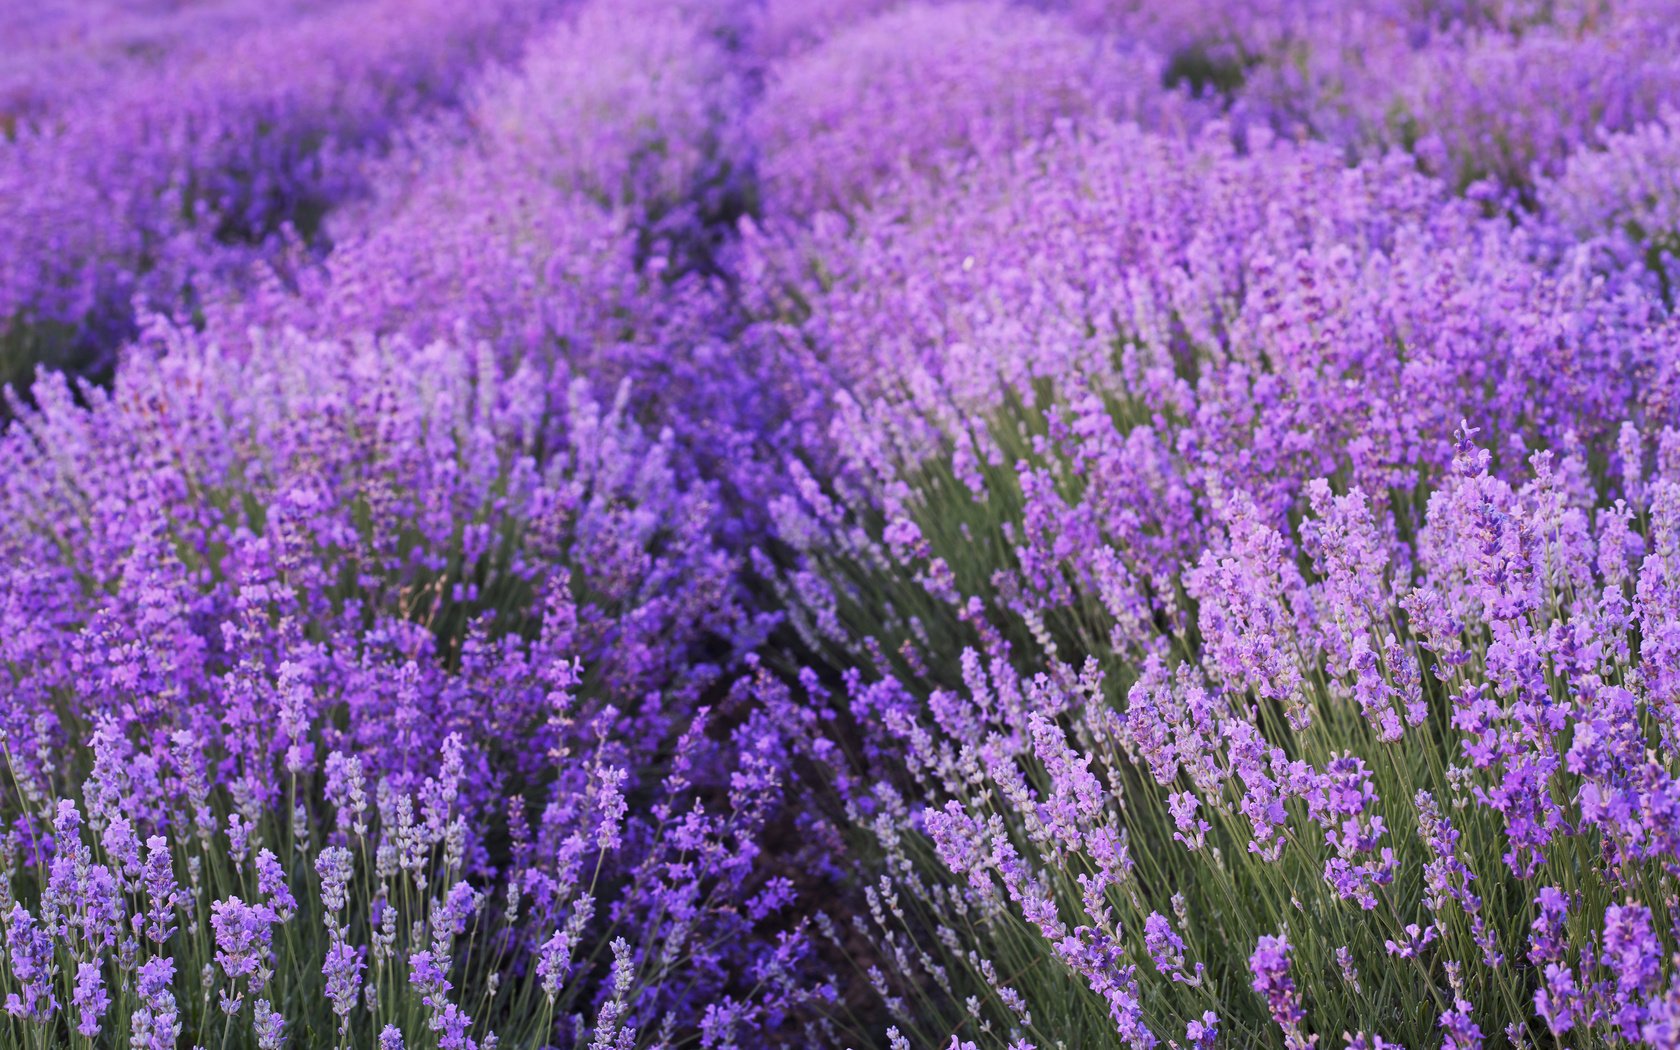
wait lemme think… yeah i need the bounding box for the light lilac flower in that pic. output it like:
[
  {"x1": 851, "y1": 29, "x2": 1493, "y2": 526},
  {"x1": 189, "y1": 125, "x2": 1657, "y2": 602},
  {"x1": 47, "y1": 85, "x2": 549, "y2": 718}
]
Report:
[
  {"x1": 72, "y1": 960, "x2": 108, "y2": 1037},
  {"x1": 1250, "y1": 933, "x2": 1309, "y2": 1048}
]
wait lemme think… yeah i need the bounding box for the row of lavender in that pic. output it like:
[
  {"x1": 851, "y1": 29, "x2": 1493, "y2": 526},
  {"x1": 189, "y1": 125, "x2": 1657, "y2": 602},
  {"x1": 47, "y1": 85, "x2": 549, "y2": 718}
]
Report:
[
  {"x1": 0, "y1": 0, "x2": 572, "y2": 394},
  {"x1": 0, "y1": 2, "x2": 817, "y2": 1047},
  {"x1": 747, "y1": 4, "x2": 1680, "y2": 1045},
  {"x1": 7, "y1": 0, "x2": 1680, "y2": 1047}
]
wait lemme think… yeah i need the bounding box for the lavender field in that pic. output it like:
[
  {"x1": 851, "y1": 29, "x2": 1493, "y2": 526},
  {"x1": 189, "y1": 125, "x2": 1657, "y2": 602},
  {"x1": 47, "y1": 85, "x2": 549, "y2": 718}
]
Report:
[{"x1": 6, "y1": 0, "x2": 1680, "y2": 1047}]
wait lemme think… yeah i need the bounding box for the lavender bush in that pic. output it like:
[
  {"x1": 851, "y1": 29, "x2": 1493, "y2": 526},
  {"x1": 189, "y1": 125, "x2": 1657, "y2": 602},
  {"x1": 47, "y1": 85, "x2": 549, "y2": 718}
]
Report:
[{"x1": 8, "y1": 0, "x2": 1680, "y2": 1047}]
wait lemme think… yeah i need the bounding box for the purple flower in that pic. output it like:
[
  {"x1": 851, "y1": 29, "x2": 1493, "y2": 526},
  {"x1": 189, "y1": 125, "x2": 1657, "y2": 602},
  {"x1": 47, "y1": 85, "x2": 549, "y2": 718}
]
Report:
[
  {"x1": 1186, "y1": 1011, "x2": 1218, "y2": 1050},
  {"x1": 1166, "y1": 790, "x2": 1210, "y2": 851},
  {"x1": 1534, "y1": 963, "x2": 1582, "y2": 1036},
  {"x1": 1529, "y1": 887, "x2": 1571, "y2": 964},
  {"x1": 409, "y1": 949, "x2": 453, "y2": 1002},
  {"x1": 254, "y1": 998, "x2": 285, "y2": 1050},
  {"x1": 1383, "y1": 923, "x2": 1437, "y2": 960},
  {"x1": 537, "y1": 896, "x2": 596, "y2": 1002},
  {"x1": 588, "y1": 937, "x2": 636, "y2": 1050},
  {"x1": 1439, "y1": 997, "x2": 1482, "y2": 1050},
  {"x1": 323, "y1": 940, "x2": 366, "y2": 1025},
  {"x1": 130, "y1": 957, "x2": 180, "y2": 1050},
  {"x1": 1250, "y1": 933, "x2": 1310, "y2": 1047},
  {"x1": 3, "y1": 905, "x2": 57, "y2": 1021},
  {"x1": 139, "y1": 835, "x2": 179, "y2": 944},
  {"x1": 72, "y1": 960, "x2": 108, "y2": 1037},
  {"x1": 316, "y1": 846, "x2": 354, "y2": 914},
  {"x1": 1604, "y1": 902, "x2": 1663, "y2": 1039},
  {"x1": 1334, "y1": 946, "x2": 1359, "y2": 992},
  {"x1": 255, "y1": 849, "x2": 297, "y2": 923},
  {"x1": 431, "y1": 1001, "x2": 479, "y2": 1050},
  {"x1": 211, "y1": 896, "x2": 275, "y2": 983},
  {"x1": 1143, "y1": 911, "x2": 1203, "y2": 985}
]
